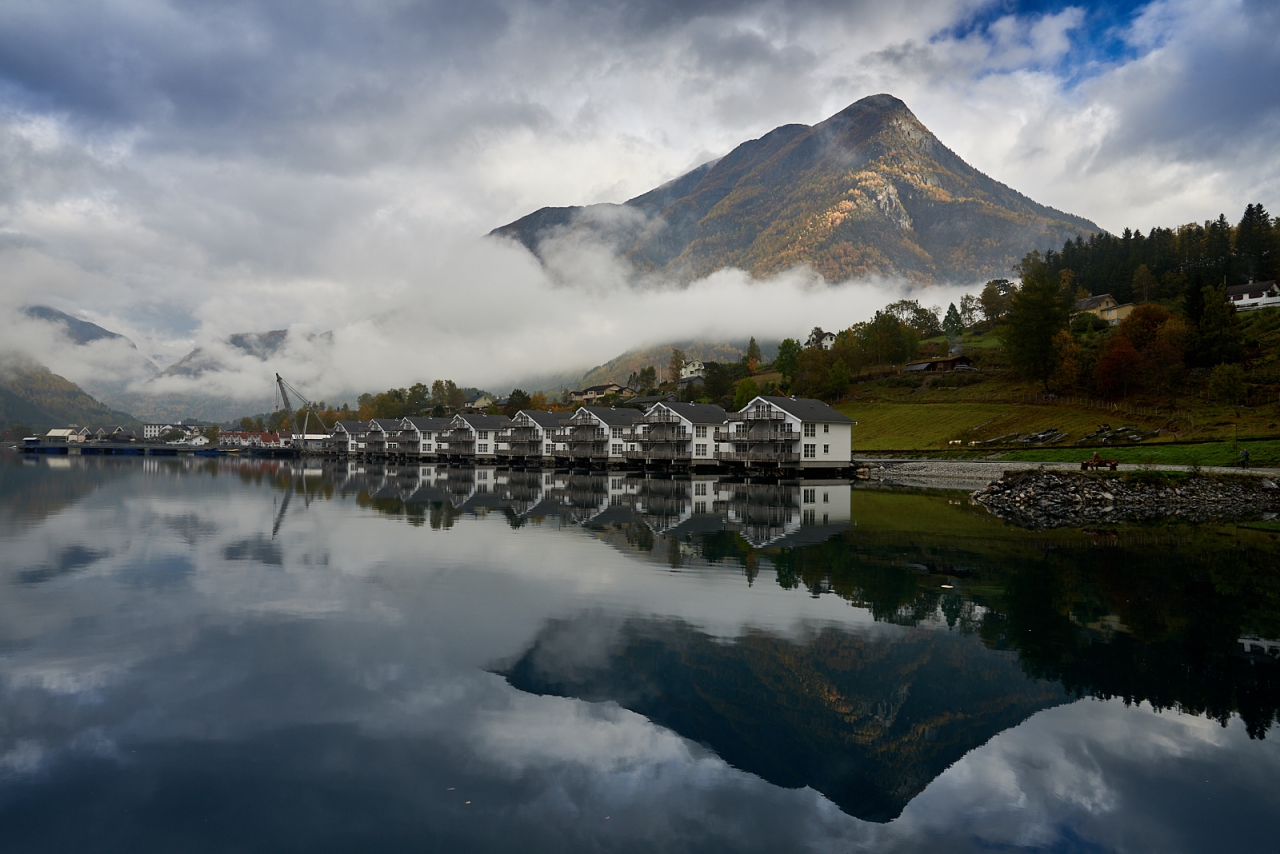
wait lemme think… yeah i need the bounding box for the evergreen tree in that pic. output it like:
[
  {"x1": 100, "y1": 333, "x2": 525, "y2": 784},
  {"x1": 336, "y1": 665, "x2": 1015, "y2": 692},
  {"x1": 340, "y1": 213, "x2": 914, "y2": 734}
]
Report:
[
  {"x1": 1000, "y1": 264, "x2": 1071, "y2": 389},
  {"x1": 775, "y1": 339, "x2": 802, "y2": 381},
  {"x1": 668, "y1": 348, "x2": 686, "y2": 385},
  {"x1": 943, "y1": 303, "x2": 963, "y2": 338},
  {"x1": 1235, "y1": 203, "x2": 1276, "y2": 282},
  {"x1": 1197, "y1": 284, "x2": 1244, "y2": 365},
  {"x1": 746, "y1": 337, "x2": 762, "y2": 365}
]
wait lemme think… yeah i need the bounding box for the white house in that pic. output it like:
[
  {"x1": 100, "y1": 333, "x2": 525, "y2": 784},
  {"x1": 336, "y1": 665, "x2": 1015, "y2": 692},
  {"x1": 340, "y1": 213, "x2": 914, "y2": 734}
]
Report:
[
  {"x1": 719, "y1": 395, "x2": 852, "y2": 470},
  {"x1": 326, "y1": 420, "x2": 368, "y2": 454},
  {"x1": 1227, "y1": 280, "x2": 1280, "y2": 312},
  {"x1": 564, "y1": 406, "x2": 642, "y2": 464},
  {"x1": 633, "y1": 402, "x2": 726, "y2": 466},
  {"x1": 806, "y1": 329, "x2": 836, "y2": 350},
  {"x1": 499, "y1": 410, "x2": 569, "y2": 463},
  {"x1": 444, "y1": 413, "x2": 511, "y2": 462},
  {"x1": 680, "y1": 359, "x2": 706, "y2": 380},
  {"x1": 401, "y1": 416, "x2": 453, "y2": 457}
]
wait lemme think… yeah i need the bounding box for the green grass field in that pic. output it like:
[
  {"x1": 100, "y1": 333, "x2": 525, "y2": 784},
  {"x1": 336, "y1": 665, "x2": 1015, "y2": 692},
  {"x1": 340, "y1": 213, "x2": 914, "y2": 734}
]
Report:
[{"x1": 839, "y1": 400, "x2": 1163, "y2": 451}]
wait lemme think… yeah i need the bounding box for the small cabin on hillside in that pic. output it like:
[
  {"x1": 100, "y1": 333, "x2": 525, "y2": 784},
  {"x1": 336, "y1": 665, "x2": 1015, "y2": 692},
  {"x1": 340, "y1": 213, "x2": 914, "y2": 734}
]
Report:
[
  {"x1": 1227, "y1": 281, "x2": 1280, "y2": 311},
  {"x1": 903, "y1": 355, "x2": 974, "y2": 372},
  {"x1": 1072, "y1": 293, "x2": 1135, "y2": 326}
]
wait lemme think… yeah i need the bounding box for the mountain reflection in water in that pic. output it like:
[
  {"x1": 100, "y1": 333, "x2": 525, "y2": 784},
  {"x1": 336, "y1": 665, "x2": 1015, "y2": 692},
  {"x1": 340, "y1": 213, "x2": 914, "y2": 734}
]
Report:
[{"x1": 2, "y1": 454, "x2": 1279, "y2": 851}]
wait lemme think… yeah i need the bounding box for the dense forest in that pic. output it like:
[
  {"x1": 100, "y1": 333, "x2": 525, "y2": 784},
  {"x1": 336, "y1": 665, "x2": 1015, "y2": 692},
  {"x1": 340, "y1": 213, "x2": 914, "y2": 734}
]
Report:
[{"x1": 1038, "y1": 203, "x2": 1277, "y2": 315}]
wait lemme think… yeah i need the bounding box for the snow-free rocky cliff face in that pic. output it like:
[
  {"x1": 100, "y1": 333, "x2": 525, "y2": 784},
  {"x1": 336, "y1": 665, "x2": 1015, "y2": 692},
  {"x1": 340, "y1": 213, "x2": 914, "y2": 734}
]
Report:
[{"x1": 492, "y1": 94, "x2": 1100, "y2": 285}]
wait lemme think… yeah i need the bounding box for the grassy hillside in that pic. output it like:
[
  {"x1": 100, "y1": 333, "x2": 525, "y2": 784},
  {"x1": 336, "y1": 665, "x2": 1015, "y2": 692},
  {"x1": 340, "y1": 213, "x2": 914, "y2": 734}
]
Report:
[{"x1": 835, "y1": 306, "x2": 1280, "y2": 459}]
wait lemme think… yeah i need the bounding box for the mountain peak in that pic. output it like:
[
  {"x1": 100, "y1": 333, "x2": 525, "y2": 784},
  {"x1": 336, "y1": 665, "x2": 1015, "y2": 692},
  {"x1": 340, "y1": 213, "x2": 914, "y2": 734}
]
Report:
[{"x1": 492, "y1": 94, "x2": 1099, "y2": 284}]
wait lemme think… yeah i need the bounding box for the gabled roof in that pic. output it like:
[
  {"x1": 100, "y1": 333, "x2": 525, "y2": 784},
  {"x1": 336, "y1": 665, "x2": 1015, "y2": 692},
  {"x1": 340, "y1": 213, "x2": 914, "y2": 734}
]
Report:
[
  {"x1": 748, "y1": 395, "x2": 854, "y2": 423},
  {"x1": 1074, "y1": 293, "x2": 1116, "y2": 311},
  {"x1": 334, "y1": 420, "x2": 367, "y2": 433},
  {"x1": 370, "y1": 419, "x2": 401, "y2": 430},
  {"x1": 455, "y1": 413, "x2": 511, "y2": 430},
  {"x1": 579, "y1": 406, "x2": 642, "y2": 426},
  {"x1": 652, "y1": 402, "x2": 728, "y2": 423},
  {"x1": 517, "y1": 410, "x2": 570, "y2": 428},
  {"x1": 581, "y1": 383, "x2": 622, "y2": 393},
  {"x1": 621, "y1": 393, "x2": 676, "y2": 409},
  {"x1": 1227, "y1": 280, "x2": 1277, "y2": 296},
  {"x1": 403, "y1": 416, "x2": 453, "y2": 431}
]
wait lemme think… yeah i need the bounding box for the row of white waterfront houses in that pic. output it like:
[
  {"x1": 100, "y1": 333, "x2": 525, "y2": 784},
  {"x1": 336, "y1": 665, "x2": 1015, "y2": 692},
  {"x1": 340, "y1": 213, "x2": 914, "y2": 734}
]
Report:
[{"x1": 307, "y1": 396, "x2": 855, "y2": 469}]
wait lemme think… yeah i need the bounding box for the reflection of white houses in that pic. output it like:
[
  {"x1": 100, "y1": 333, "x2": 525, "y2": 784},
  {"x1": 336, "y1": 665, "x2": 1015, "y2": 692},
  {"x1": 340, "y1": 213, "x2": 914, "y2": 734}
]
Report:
[
  {"x1": 499, "y1": 410, "x2": 569, "y2": 463},
  {"x1": 631, "y1": 402, "x2": 726, "y2": 466},
  {"x1": 401, "y1": 416, "x2": 453, "y2": 458},
  {"x1": 443, "y1": 413, "x2": 511, "y2": 463},
  {"x1": 717, "y1": 396, "x2": 852, "y2": 470},
  {"x1": 719, "y1": 480, "x2": 851, "y2": 547}
]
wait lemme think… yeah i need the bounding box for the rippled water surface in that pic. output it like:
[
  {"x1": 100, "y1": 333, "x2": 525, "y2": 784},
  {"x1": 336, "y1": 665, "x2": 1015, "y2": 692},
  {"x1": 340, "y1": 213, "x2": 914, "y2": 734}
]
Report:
[{"x1": 1, "y1": 454, "x2": 1279, "y2": 852}]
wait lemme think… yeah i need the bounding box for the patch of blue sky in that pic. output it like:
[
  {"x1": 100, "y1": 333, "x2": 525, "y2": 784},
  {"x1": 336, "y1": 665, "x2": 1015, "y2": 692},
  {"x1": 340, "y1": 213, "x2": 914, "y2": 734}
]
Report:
[{"x1": 939, "y1": 0, "x2": 1159, "y2": 85}]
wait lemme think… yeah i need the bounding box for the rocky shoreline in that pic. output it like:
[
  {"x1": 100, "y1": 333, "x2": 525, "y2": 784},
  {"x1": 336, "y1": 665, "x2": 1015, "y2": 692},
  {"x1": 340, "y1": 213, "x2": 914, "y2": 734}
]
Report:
[{"x1": 971, "y1": 469, "x2": 1280, "y2": 530}]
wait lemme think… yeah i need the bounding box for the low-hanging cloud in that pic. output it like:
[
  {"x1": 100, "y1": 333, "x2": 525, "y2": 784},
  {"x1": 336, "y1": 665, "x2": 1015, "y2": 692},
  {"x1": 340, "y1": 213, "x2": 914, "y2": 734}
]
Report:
[{"x1": 9, "y1": 234, "x2": 967, "y2": 403}]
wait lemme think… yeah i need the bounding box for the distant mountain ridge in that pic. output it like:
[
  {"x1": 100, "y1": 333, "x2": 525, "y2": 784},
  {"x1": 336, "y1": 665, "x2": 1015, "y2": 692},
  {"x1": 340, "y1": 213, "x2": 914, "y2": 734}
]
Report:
[
  {"x1": 493, "y1": 94, "x2": 1100, "y2": 284},
  {"x1": 0, "y1": 360, "x2": 136, "y2": 429}
]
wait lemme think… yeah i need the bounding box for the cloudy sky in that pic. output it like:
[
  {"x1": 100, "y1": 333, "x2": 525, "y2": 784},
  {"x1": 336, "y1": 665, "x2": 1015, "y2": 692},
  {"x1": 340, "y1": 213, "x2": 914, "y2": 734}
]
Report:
[{"x1": 2, "y1": 0, "x2": 1278, "y2": 401}]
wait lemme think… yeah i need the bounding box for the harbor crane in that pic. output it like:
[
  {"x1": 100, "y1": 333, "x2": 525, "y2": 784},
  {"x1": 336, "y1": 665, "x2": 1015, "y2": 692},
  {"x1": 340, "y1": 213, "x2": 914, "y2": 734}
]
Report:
[{"x1": 274, "y1": 373, "x2": 327, "y2": 451}]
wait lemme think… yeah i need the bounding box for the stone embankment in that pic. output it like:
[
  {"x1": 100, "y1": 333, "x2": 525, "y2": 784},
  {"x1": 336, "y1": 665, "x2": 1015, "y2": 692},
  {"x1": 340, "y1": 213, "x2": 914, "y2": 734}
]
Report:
[{"x1": 971, "y1": 470, "x2": 1280, "y2": 530}]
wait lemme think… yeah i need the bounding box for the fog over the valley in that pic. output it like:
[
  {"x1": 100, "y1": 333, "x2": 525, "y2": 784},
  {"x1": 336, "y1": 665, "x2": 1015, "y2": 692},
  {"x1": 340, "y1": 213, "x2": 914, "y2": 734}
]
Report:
[{"x1": 1, "y1": 0, "x2": 1277, "y2": 403}]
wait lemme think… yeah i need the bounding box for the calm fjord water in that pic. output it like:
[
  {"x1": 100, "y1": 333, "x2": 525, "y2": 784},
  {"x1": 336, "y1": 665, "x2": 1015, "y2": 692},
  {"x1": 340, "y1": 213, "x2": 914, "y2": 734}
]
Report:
[{"x1": 1, "y1": 454, "x2": 1278, "y2": 852}]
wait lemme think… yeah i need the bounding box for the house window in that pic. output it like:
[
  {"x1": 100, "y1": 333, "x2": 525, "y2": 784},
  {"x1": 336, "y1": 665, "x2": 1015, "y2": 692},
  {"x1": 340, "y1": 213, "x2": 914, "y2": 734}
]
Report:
[
  {"x1": 479, "y1": 431, "x2": 488, "y2": 440},
  {"x1": 823, "y1": 444, "x2": 829, "y2": 455},
  {"x1": 803, "y1": 423, "x2": 816, "y2": 437},
  {"x1": 803, "y1": 488, "x2": 815, "y2": 503},
  {"x1": 694, "y1": 483, "x2": 707, "y2": 496},
  {"x1": 823, "y1": 492, "x2": 829, "y2": 503},
  {"x1": 694, "y1": 444, "x2": 705, "y2": 456},
  {"x1": 545, "y1": 444, "x2": 553, "y2": 454},
  {"x1": 477, "y1": 470, "x2": 487, "y2": 480},
  {"x1": 611, "y1": 478, "x2": 621, "y2": 489},
  {"x1": 695, "y1": 425, "x2": 707, "y2": 438},
  {"x1": 612, "y1": 427, "x2": 623, "y2": 438},
  {"x1": 823, "y1": 424, "x2": 829, "y2": 433},
  {"x1": 694, "y1": 501, "x2": 707, "y2": 514},
  {"x1": 478, "y1": 444, "x2": 488, "y2": 453},
  {"x1": 803, "y1": 444, "x2": 816, "y2": 459},
  {"x1": 803, "y1": 509, "x2": 815, "y2": 525},
  {"x1": 612, "y1": 443, "x2": 623, "y2": 455}
]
